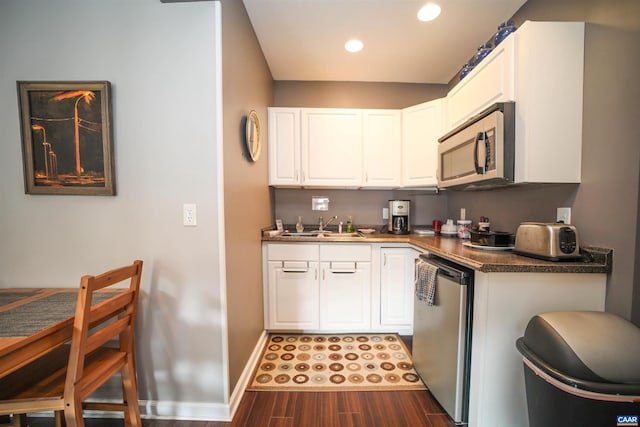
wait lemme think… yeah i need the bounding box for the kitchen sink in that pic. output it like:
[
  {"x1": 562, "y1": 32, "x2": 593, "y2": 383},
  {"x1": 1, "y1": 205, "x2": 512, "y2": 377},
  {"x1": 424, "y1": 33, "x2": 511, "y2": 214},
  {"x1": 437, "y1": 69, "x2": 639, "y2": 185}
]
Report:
[
  {"x1": 318, "y1": 232, "x2": 363, "y2": 238},
  {"x1": 280, "y1": 231, "x2": 364, "y2": 238}
]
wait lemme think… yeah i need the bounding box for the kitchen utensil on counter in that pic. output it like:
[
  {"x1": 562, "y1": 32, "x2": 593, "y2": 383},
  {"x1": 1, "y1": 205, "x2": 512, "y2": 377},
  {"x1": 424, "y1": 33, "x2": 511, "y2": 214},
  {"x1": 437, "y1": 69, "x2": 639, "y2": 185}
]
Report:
[
  {"x1": 441, "y1": 219, "x2": 457, "y2": 237},
  {"x1": 470, "y1": 230, "x2": 514, "y2": 247},
  {"x1": 478, "y1": 216, "x2": 490, "y2": 232},
  {"x1": 432, "y1": 219, "x2": 442, "y2": 234},
  {"x1": 358, "y1": 228, "x2": 376, "y2": 234},
  {"x1": 457, "y1": 220, "x2": 472, "y2": 239},
  {"x1": 514, "y1": 222, "x2": 581, "y2": 261},
  {"x1": 388, "y1": 200, "x2": 410, "y2": 234},
  {"x1": 413, "y1": 228, "x2": 435, "y2": 236}
]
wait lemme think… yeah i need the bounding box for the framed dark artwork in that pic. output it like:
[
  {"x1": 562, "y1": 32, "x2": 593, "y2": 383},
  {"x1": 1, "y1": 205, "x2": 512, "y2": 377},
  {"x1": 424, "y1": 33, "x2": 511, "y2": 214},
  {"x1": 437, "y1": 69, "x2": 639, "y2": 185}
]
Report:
[{"x1": 17, "y1": 81, "x2": 115, "y2": 195}]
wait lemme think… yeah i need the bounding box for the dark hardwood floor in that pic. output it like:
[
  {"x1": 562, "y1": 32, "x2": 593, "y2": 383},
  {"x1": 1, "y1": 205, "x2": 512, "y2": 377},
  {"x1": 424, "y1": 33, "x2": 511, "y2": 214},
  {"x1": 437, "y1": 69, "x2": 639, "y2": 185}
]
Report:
[
  {"x1": 24, "y1": 389, "x2": 454, "y2": 427},
  {"x1": 25, "y1": 336, "x2": 454, "y2": 426}
]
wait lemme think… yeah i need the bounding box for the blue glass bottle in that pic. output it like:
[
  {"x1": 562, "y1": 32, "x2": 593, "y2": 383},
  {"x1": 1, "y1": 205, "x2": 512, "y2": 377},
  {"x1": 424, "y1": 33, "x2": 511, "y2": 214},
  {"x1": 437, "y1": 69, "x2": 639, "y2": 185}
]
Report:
[
  {"x1": 459, "y1": 62, "x2": 474, "y2": 80},
  {"x1": 494, "y1": 20, "x2": 516, "y2": 46},
  {"x1": 473, "y1": 43, "x2": 493, "y2": 66}
]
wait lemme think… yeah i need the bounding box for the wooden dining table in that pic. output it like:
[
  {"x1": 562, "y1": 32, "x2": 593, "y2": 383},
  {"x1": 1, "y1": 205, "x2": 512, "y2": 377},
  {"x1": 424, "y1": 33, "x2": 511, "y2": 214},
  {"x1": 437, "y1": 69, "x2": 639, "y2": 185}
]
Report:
[{"x1": 0, "y1": 287, "x2": 120, "y2": 380}]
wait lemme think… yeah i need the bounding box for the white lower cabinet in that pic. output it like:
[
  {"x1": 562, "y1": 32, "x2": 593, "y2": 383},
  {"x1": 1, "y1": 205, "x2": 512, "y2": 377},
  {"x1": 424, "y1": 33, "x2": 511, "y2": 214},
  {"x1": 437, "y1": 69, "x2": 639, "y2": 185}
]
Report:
[
  {"x1": 319, "y1": 244, "x2": 371, "y2": 330},
  {"x1": 263, "y1": 243, "x2": 418, "y2": 333},
  {"x1": 267, "y1": 260, "x2": 319, "y2": 330},
  {"x1": 378, "y1": 247, "x2": 418, "y2": 332},
  {"x1": 265, "y1": 244, "x2": 320, "y2": 330},
  {"x1": 320, "y1": 261, "x2": 371, "y2": 330},
  {"x1": 468, "y1": 271, "x2": 606, "y2": 427},
  {"x1": 264, "y1": 243, "x2": 376, "y2": 332}
]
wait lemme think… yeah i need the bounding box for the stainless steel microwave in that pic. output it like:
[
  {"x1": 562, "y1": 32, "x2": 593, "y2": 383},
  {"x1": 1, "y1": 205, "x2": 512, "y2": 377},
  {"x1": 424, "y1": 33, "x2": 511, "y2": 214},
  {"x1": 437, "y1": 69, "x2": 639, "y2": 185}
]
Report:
[{"x1": 437, "y1": 102, "x2": 515, "y2": 189}]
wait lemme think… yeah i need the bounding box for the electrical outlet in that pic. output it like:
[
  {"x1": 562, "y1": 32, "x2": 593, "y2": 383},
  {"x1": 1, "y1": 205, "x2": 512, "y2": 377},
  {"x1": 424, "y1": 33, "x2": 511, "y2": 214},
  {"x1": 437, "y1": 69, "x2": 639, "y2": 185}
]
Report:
[
  {"x1": 556, "y1": 207, "x2": 571, "y2": 224},
  {"x1": 382, "y1": 207, "x2": 389, "y2": 220},
  {"x1": 183, "y1": 203, "x2": 197, "y2": 226}
]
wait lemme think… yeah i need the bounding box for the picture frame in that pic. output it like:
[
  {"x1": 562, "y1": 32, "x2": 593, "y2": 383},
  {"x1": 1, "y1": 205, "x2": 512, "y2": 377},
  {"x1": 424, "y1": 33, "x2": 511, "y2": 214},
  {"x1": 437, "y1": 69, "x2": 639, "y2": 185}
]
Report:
[{"x1": 17, "y1": 81, "x2": 115, "y2": 195}]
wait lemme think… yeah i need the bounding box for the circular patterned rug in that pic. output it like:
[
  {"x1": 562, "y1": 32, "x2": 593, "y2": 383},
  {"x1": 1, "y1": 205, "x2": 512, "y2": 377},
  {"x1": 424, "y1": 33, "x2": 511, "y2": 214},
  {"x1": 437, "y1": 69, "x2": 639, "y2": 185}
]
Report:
[{"x1": 248, "y1": 334, "x2": 426, "y2": 391}]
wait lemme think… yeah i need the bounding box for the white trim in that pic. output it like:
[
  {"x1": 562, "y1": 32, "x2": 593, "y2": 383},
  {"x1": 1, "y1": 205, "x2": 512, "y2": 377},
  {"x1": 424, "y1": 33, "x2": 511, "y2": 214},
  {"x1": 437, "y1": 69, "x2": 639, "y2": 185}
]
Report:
[
  {"x1": 228, "y1": 330, "x2": 270, "y2": 417},
  {"x1": 212, "y1": 0, "x2": 231, "y2": 408},
  {"x1": 522, "y1": 357, "x2": 640, "y2": 403},
  {"x1": 140, "y1": 400, "x2": 230, "y2": 421}
]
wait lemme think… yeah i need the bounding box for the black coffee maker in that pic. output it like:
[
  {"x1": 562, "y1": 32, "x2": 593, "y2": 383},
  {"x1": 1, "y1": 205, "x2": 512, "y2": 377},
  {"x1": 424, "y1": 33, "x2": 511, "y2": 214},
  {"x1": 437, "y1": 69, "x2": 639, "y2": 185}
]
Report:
[{"x1": 388, "y1": 200, "x2": 410, "y2": 234}]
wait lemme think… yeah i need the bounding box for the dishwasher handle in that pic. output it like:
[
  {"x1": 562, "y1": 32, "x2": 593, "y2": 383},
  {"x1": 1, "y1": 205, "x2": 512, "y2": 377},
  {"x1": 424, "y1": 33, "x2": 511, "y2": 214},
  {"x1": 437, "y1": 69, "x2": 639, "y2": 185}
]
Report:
[{"x1": 418, "y1": 255, "x2": 469, "y2": 284}]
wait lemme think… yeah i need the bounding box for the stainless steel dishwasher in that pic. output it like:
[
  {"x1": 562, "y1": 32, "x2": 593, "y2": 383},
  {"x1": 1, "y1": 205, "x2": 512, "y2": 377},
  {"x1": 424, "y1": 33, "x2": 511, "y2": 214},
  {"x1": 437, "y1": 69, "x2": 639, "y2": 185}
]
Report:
[{"x1": 413, "y1": 253, "x2": 473, "y2": 425}]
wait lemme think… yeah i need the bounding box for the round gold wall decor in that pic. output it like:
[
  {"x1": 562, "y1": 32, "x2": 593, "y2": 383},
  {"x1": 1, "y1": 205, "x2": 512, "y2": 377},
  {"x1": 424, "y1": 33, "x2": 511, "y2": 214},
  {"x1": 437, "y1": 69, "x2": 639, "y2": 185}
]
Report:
[{"x1": 245, "y1": 110, "x2": 261, "y2": 162}]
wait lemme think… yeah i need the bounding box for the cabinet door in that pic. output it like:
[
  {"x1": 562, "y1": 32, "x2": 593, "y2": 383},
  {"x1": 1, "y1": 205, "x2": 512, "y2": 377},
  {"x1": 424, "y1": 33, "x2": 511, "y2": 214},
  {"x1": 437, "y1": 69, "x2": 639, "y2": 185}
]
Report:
[
  {"x1": 513, "y1": 21, "x2": 584, "y2": 183},
  {"x1": 401, "y1": 99, "x2": 444, "y2": 187},
  {"x1": 446, "y1": 35, "x2": 515, "y2": 131},
  {"x1": 301, "y1": 109, "x2": 363, "y2": 187},
  {"x1": 362, "y1": 110, "x2": 402, "y2": 188},
  {"x1": 268, "y1": 108, "x2": 300, "y2": 186},
  {"x1": 320, "y1": 261, "x2": 371, "y2": 330},
  {"x1": 267, "y1": 260, "x2": 319, "y2": 330},
  {"x1": 380, "y1": 248, "x2": 416, "y2": 329}
]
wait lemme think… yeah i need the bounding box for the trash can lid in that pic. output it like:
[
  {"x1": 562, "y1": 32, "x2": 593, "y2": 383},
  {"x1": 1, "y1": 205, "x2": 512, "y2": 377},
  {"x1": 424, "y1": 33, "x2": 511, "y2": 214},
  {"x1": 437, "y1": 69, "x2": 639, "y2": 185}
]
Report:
[{"x1": 522, "y1": 311, "x2": 640, "y2": 384}]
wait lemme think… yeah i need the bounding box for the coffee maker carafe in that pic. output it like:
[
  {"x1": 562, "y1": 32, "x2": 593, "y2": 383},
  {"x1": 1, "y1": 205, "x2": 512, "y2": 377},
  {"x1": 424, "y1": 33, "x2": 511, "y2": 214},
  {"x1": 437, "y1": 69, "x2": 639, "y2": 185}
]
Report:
[{"x1": 388, "y1": 200, "x2": 410, "y2": 234}]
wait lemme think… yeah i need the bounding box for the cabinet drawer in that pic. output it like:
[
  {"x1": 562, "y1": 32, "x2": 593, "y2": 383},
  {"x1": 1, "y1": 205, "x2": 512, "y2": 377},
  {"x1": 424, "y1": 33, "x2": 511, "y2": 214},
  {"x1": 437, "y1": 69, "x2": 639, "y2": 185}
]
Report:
[
  {"x1": 320, "y1": 244, "x2": 371, "y2": 261},
  {"x1": 267, "y1": 243, "x2": 319, "y2": 261}
]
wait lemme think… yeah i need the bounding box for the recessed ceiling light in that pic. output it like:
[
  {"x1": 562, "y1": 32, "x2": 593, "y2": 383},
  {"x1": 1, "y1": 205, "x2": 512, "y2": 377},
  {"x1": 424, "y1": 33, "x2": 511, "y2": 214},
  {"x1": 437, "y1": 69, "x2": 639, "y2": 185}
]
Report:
[
  {"x1": 417, "y1": 2, "x2": 441, "y2": 22},
  {"x1": 344, "y1": 39, "x2": 364, "y2": 53}
]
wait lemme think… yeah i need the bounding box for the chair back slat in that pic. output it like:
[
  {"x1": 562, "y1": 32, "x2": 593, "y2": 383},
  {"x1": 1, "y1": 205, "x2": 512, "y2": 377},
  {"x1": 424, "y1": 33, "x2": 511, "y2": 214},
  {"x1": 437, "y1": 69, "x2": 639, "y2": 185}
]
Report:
[
  {"x1": 87, "y1": 291, "x2": 134, "y2": 327},
  {"x1": 84, "y1": 316, "x2": 130, "y2": 355},
  {"x1": 85, "y1": 263, "x2": 141, "y2": 292}
]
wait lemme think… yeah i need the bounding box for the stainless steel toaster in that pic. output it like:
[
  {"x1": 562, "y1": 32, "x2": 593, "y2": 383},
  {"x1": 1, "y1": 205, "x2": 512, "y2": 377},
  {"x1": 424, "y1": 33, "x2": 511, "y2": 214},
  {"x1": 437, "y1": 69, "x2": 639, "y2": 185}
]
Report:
[{"x1": 514, "y1": 222, "x2": 581, "y2": 261}]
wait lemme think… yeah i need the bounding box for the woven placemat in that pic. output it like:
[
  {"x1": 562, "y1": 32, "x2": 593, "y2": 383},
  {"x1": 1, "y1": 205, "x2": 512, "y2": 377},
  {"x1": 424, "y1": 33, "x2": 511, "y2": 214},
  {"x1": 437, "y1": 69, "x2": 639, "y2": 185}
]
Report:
[
  {"x1": 0, "y1": 291, "x2": 39, "y2": 307},
  {"x1": 0, "y1": 292, "x2": 112, "y2": 337},
  {"x1": 248, "y1": 333, "x2": 426, "y2": 392}
]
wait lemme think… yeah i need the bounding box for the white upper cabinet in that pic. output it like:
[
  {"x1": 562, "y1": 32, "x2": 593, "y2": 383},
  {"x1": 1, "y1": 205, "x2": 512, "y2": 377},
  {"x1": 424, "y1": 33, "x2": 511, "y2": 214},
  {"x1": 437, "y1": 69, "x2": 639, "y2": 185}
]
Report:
[
  {"x1": 513, "y1": 21, "x2": 584, "y2": 183},
  {"x1": 301, "y1": 109, "x2": 363, "y2": 187},
  {"x1": 362, "y1": 109, "x2": 402, "y2": 188},
  {"x1": 268, "y1": 108, "x2": 300, "y2": 186},
  {"x1": 401, "y1": 98, "x2": 445, "y2": 187},
  {"x1": 267, "y1": 103, "x2": 445, "y2": 189},
  {"x1": 446, "y1": 21, "x2": 585, "y2": 184},
  {"x1": 446, "y1": 35, "x2": 515, "y2": 131}
]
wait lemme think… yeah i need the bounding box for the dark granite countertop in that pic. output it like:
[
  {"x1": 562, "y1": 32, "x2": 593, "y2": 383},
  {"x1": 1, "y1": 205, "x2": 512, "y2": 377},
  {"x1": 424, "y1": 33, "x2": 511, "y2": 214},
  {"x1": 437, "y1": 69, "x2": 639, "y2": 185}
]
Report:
[{"x1": 262, "y1": 230, "x2": 612, "y2": 274}]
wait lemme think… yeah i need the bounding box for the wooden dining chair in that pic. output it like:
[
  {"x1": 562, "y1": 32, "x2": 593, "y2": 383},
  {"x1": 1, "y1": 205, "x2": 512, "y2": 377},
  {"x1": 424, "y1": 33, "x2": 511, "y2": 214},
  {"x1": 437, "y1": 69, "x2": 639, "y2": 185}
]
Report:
[{"x1": 0, "y1": 260, "x2": 144, "y2": 427}]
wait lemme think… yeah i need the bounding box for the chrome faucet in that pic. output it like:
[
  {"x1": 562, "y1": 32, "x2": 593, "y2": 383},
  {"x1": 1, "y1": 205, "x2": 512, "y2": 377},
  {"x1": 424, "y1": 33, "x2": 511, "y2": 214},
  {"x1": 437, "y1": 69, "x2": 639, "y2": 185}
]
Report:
[{"x1": 318, "y1": 215, "x2": 338, "y2": 232}]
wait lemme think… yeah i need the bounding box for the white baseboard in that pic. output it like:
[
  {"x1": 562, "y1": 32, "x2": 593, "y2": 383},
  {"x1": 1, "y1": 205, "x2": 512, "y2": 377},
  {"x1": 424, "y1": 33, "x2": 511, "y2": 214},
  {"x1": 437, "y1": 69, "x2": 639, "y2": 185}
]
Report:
[
  {"x1": 140, "y1": 400, "x2": 231, "y2": 421},
  {"x1": 228, "y1": 330, "x2": 269, "y2": 418},
  {"x1": 30, "y1": 331, "x2": 270, "y2": 423},
  {"x1": 138, "y1": 330, "x2": 269, "y2": 422}
]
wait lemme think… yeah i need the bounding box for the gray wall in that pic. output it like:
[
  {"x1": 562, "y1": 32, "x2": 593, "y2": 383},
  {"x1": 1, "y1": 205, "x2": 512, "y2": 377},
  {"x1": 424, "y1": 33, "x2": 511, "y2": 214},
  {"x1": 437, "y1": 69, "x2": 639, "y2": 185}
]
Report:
[
  {"x1": 0, "y1": 0, "x2": 230, "y2": 417},
  {"x1": 274, "y1": 81, "x2": 447, "y2": 109},
  {"x1": 274, "y1": 189, "x2": 447, "y2": 230},
  {"x1": 221, "y1": 0, "x2": 273, "y2": 393}
]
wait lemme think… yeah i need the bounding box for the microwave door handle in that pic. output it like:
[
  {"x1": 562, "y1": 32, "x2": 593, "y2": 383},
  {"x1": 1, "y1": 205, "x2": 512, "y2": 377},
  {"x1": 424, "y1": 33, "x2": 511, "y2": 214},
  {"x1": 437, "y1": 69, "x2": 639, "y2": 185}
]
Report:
[{"x1": 474, "y1": 132, "x2": 489, "y2": 174}]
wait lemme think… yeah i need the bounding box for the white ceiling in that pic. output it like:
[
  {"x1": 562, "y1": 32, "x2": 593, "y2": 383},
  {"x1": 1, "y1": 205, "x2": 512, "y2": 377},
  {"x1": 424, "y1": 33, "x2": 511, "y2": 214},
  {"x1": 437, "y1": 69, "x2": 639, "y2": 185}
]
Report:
[{"x1": 242, "y1": 0, "x2": 527, "y2": 84}]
